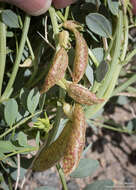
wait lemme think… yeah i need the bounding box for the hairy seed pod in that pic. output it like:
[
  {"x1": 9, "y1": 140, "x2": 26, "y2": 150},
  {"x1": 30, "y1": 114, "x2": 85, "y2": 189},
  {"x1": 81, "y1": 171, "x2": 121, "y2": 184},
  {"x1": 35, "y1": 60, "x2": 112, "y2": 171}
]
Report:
[
  {"x1": 33, "y1": 121, "x2": 73, "y2": 171},
  {"x1": 67, "y1": 83, "x2": 104, "y2": 105},
  {"x1": 62, "y1": 104, "x2": 86, "y2": 175},
  {"x1": 63, "y1": 20, "x2": 88, "y2": 83},
  {"x1": 40, "y1": 47, "x2": 68, "y2": 94}
]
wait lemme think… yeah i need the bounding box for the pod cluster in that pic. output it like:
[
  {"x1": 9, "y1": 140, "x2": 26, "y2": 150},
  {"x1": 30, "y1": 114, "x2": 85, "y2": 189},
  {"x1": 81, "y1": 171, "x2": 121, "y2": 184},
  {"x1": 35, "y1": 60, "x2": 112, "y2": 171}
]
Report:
[
  {"x1": 41, "y1": 20, "x2": 103, "y2": 105},
  {"x1": 33, "y1": 20, "x2": 103, "y2": 176}
]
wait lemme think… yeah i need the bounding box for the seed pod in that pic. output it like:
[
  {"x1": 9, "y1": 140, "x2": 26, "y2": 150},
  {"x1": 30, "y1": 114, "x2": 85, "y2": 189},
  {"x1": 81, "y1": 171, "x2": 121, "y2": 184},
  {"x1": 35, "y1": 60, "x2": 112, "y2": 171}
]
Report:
[
  {"x1": 40, "y1": 47, "x2": 68, "y2": 94},
  {"x1": 67, "y1": 83, "x2": 104, "y2": 105},
  {"x1": 33, "y1": 121, "x2": 73, "y2": 171},
  {"x1": 62, "y1": 104, "x2": 86, "y2": 175},
  {"x1": 63, "y1": 20, "x2": 88, "y2": 83}
]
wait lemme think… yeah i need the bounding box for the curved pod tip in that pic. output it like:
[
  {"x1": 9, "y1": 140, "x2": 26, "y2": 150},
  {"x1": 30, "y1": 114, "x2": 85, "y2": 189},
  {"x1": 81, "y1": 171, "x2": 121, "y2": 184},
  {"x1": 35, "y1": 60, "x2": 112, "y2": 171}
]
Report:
[{"x1": 0, "y1": 0, "x2": 52, "y2": 16}]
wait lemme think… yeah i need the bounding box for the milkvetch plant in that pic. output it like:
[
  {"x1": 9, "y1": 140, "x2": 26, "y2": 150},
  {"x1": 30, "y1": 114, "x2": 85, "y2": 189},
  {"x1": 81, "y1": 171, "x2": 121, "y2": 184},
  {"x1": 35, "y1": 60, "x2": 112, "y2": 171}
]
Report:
[{"x1": 0, "y1": 1, "x2": 136, "y2": 190}]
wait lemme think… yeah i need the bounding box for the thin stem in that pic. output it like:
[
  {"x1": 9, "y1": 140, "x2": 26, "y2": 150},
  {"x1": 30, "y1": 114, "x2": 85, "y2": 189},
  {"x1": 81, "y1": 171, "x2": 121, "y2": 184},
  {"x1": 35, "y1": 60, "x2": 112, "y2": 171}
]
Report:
[
  {"x1": 49, "y1": 7, "x2": 59, "y2": 45},
  {"x1": 0, "y1": 146, "x2": 37, "y2": 161},
  {"x1": 1, "y1": 15, "x2": 31, "y2": 101},
  {"x1": 88, "y1": 49, "x2": 99, "y2": 67},
  {"x1": 0, "y1": 110, "x2": 42, "y2": 139},
  {"x1": 123, "y1": 48, "x2": 136, "y2": 65},
  {"x1": 0, "y1": 13, "x2": 6, "y2": 96},
  {"x1": 112, "y1": 73, "x2": 136, "y2": 96},
  {"x1": 64, "y1": 6, "x2": 70, "y2": 20},
  {"x1": 120, "y1": 13, "x2": 128, "y2": 61},
  {"x1": 46, "y1": 6, "x2": 63, "y2": 147},
  {"x1": 26, "y1": 38, "x2": 35, "y2": 60},
  {"x1": 56, "y1": 164, "x2": 68, "y2": 190},
  {"x1": 89, "y1": 120, "x2": 136, "y2": 134}
]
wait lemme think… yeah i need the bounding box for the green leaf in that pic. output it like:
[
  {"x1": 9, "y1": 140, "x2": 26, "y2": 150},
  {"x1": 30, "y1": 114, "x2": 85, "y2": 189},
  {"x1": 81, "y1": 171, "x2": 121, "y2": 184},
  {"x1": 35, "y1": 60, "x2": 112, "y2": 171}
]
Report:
[
  {"x1": 96, "y1": 61, "x2": 109, "y2": 82},
  {"x1": 34, "y1": 187, "x2": 57, "y2": 190},
  {"x1": 0, "y1": 152, "x2": 5, "y2": 160},
  {"x1": 92, "y1": 48, "x2": 104, "y2": 63},
  {"x1": 39, "y1": 93, "x2": 46, "y2": 110},
  {"x1": 86, "y1": 13, "x2": 112, "y2": 38},
  {"x1": 70, "y1": 158, "x2": 99, "y2": 178},
  {"x1": 11, "y1": 167, "x2": 27, "y2": 180},
  {"x1": 27, "y1": 88, "x2": 40, "y2": 114},
  {"x1": 1, "y1": 10, "x2": 19, "y2": 28},
  {"x1": 4, "y1": 99, "x2": 18, "y2": 126},
  {"x1": 17, "y1": 132, "x2": 28, "y2": 146},
  {"x1": 0, "y1": 141, "x2": 18, "y2": 153},
  {"x1": 117, "y1": 96, "x2": 129, "y2": 105},
  {"x1": 85, "y1": 63, "x2": 94, "y2": 85},
  {"x1": 126, "y1": 119, "x2": 136, "y2": 132},
  {"x1": 36, "y1": 131, "x2": 40, "y2": 146},
  {"x1": 83, "y1": 179, "x2": 114, "y2": 190},
  {"x1": 107, "y1": 0, "x2": 119, "y2": 16}
]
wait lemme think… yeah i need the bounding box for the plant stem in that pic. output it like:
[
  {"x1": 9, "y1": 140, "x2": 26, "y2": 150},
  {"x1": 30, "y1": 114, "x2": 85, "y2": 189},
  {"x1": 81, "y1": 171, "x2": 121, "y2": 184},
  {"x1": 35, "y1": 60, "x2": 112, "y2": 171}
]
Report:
[
  {"x1": 48, "y1": 8, "x2": 68, "y2": 190},
  {"x1": 46, "y1": 6, "x2": 63, "y2": 146},
  {"x1": 49, "y1": 6, "x2": 59, "y2": 46},
  {"x1": 56, "y1": 164, "x2": 68, "y2": 190},
  {"x1": 89, "y1": 120, "x2": 135, "y2": 134},
  {"x1": 112, "y1": 73, "x2": 136, "y2": 96},
  {"x1": 1, "y1": 15, "x2": 31, "y2": 101},
  {"x1": 0, "y1": 110, "x2": 42, "y2": 139},
  {"x1": 97, "y1": 10, "x2": 123, "y2": 98},
  {"x1": 0, "y1": 12, "x2": 6, "y2": 97},
  {"x1": 85, "y1": 11, "x2": 124, "y2": 118},
  {"x1": 123, "y1": 48, "x2": 136, "y2": 65},
  {"x1": 0, "y1": 146, "x2": 37, "y2": 161},
  {"x1": 64, "y1": 6, "x2": 70, "y2": 20}
]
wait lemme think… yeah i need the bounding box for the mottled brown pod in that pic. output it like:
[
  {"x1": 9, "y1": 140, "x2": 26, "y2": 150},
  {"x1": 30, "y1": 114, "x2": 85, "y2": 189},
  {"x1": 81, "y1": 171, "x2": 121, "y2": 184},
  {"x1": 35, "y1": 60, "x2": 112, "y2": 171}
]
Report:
[
  {"x1": 62, "y1": 104, "x2": 86, "y2": 175},
  {"x1": 33, "y1": 121, "x2": 73, "y2": 171},
  {"x1": 67, "y1": 83, "x2": 104, "y2": 105},
  {"x1": 63, "y1": 20, "x2": 88, "y2": 83},
  {"x1": 40, "y1": 47, "x2": 68, "y2": 94}
]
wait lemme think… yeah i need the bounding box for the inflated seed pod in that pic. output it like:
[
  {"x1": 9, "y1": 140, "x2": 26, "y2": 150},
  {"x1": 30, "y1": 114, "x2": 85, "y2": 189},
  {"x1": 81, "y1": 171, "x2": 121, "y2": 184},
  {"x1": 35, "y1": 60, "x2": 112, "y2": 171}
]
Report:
[
  {"x1": 40, "y1": 47, "x2": 68, "y2": 94},
  {"x1": 33, "y1": 121, "x2": 73, "y2": 171},
  {"x1": 63, "y1": 20, "x2": 88, "y2": 83},
  {"x1": 67, "y1": 83, "x2": 104, "y2": 105},
  {"x1": 62, "y1": 104, "x2": 86, "y2": 175}
]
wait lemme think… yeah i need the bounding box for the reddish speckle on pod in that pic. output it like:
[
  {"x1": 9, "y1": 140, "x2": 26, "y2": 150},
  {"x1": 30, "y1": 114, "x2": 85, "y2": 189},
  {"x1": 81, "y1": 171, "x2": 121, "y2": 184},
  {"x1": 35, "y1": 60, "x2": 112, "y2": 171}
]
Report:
[
  {"x1": 40, "y1": 47, "x2": 68, "y2": 94},
  {"x1": 63, "y1": 20, "x2": 88, "y2": 83},
  {"x1": 67, "y1": 83, "x2": 104, "y2": 105},
  {"x1": 62, "y1": 104, "x2": 86, "y2": 175},
  {"x1": 0, "y1": 0, "x2": 52, "y2": 16},
  {"x1": 52, "y1": 0, "x2": 77, "y2": 9}
]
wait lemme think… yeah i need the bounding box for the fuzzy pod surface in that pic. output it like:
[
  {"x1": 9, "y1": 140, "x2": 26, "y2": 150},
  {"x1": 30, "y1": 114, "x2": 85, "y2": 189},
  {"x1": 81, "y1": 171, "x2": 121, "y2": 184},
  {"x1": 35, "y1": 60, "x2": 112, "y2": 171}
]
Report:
[
  {"x1": 0, "y1": 0, "x2": 52, "y2": 16},
  {"x1": 40, "y1": 47, "x2": 68, "y2": 94},
  {"x1": 62, "y1": 104, "x2": 86, "y2": 175},
  {"x1": 63, "y1": 20, "x2": 88, "y2": 83},
  {"x1": 52, "y1": 0, "x2": 77, "y2": 9},
  {"x1": 67, "y1": 83, "x2": 104, "y2": 105},
  {"x1": 33, "y1": 121, "x2": 73, "y2": 171}
]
